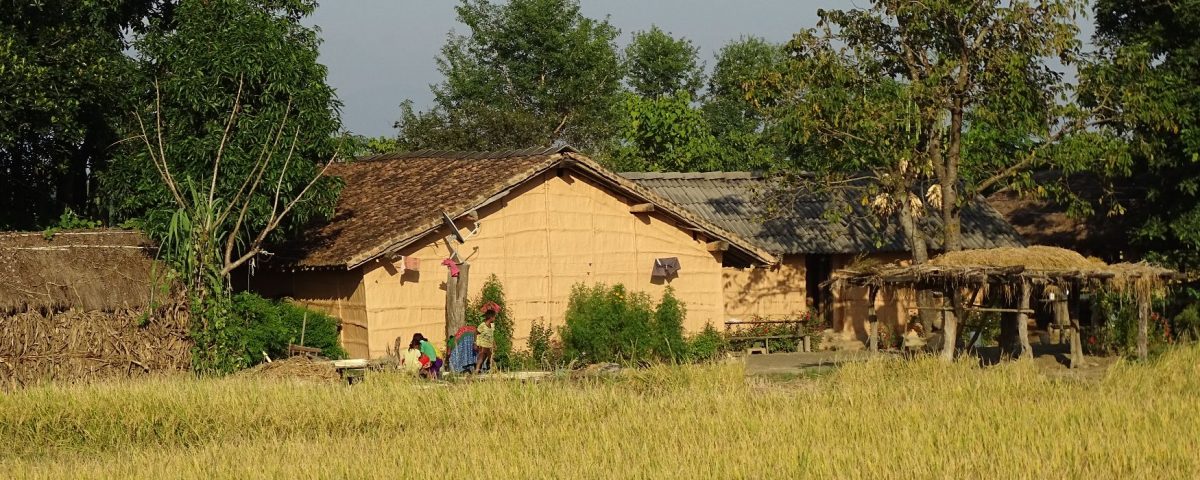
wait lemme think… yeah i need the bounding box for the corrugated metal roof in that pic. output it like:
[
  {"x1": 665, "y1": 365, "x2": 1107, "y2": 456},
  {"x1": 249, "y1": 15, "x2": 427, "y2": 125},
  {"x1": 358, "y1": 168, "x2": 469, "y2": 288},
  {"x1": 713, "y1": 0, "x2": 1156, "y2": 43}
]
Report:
[{"x1": 623, "y1": 172, "x2": 1025, "y2": 255}]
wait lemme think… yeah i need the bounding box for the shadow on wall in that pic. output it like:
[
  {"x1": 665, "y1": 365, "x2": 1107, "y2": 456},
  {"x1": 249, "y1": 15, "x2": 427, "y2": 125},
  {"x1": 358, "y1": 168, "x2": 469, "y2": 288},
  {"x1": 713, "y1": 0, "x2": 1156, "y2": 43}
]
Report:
[
  {"x1": 835, "y1": 285, "x2": 914, "y2": 342},
  {"x1": 723, "y1": 262, "x2": 808, "y2": 320}
]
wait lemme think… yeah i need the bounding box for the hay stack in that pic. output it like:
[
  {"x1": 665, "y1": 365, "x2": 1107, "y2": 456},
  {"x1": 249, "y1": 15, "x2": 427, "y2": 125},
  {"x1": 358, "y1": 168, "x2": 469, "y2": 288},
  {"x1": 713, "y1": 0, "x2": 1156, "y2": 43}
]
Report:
[
  {"x1": 241, "y1": 357, "x2": 341, "y2": 383},
  {"x1": 929, "y1": 246, "x2": 1103, "y2": 270}
]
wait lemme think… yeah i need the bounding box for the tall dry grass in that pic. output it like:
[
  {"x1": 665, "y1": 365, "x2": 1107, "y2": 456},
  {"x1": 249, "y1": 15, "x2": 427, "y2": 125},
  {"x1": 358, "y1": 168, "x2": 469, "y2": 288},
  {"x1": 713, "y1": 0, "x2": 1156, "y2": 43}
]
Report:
[{"x1": 2, "y1": 346, "x2": 1199, "y2": 479}]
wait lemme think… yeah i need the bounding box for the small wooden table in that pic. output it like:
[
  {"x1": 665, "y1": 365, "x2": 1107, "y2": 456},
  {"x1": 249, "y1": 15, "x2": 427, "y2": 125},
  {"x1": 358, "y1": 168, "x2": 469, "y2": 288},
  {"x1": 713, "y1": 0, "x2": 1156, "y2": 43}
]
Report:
[{"x1": 333, "y1": 359, "x2": 368, "y2": 385}]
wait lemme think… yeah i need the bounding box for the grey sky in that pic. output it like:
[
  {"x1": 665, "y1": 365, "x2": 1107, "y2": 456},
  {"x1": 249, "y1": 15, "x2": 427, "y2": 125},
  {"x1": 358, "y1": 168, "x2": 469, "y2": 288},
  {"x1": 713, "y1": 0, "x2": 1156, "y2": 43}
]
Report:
[{"x1": 309, "y1": 1, "x2": 1093, "y2": 138}]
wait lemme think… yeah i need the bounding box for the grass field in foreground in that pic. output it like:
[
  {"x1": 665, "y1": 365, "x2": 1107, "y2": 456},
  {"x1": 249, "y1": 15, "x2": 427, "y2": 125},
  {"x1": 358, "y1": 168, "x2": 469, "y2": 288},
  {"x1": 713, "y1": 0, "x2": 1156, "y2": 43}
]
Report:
[{"x1": 2, "y1": 347, "x2": 1199, "y2": 479}]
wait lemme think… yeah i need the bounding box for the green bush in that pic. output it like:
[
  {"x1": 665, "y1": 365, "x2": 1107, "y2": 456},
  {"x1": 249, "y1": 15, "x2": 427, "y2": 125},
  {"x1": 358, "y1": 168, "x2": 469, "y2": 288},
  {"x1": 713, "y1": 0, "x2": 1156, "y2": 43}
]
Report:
[
  {"x1": 686, "y1": 323, "x2": 727, "y2": 362},
  {"x1": 654, "y1": 287, "x2": 687, "y2": 361},
  {"x1": 507, "y1": 319, "x2": 565, "y2": 371},
  {"x1": 559, "y1": 283, "x2": 687, "y2": 364},
  {"x1": 1090, "y1": 291, "x2": 1173, "y2": 357},
  {"x1": 1174, "y1": 304, "x2": 1200, "y2": 343},
  {"x1": 231, "y1": 292, "x2": 347, "y2": 366},
  {"x1": 466, "y1": 274, "x2": 514, "y2": 367}
]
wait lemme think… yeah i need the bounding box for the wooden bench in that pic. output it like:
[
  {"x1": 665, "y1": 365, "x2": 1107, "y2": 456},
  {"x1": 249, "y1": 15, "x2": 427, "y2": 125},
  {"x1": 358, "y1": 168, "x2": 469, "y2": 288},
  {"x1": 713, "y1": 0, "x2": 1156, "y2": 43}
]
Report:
[
  {"x1": 288, "y1": 344, "x2": 322, "y2": 359},
  {"x1": 725, "y1": 320, "x2": 815, "y2": 354}
]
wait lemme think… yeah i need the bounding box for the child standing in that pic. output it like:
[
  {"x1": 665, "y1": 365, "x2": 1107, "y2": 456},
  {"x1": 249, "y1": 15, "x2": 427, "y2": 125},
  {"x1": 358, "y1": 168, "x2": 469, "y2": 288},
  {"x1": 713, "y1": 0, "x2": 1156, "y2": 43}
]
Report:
[{"x1": 474, "y1": 303, "x2": 499, "y2": 374}]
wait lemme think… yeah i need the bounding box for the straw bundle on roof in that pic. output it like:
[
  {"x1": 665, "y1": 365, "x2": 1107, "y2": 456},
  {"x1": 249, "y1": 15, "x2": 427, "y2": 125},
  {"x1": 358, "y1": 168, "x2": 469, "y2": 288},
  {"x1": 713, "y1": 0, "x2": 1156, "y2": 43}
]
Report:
[
  {"x1": 835, "y1": 246, "x2": 1179, "y2": 297},
  {"x1": 929, "y1": 246, "x2": 1103, "y2": 270}
]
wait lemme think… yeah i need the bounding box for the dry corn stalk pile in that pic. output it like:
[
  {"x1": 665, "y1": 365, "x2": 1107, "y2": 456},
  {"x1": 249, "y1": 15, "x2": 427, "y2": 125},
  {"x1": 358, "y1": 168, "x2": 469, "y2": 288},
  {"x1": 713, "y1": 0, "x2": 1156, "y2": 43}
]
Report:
[{"x1": 0, "y1": 306, "x2": 191, "y2": 389}]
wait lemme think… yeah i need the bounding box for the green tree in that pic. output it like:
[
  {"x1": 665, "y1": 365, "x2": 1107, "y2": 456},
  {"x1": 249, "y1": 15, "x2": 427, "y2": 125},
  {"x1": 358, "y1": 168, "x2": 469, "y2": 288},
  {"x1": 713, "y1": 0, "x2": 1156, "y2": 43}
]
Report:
[
  {"x1": 102, "y1": 0, "x2": 343, "y2": 373},
  {"x1": 1079, "y1": 0, "x2": 1200, "y2": 268},
  {"x1": 103, "y1": 0, "x2": 341, "y2": 251},
  {"x1": 701, "y1": 36, "x2": 785, "y2": 171},
  {"x1": 0, "y1": 0, "x2": 160, "y2": 229},
  {"x1": 624, "y1": 25, "x2": 704, "y2": 99},
  {"x1": 749, "y1": 1, "x2": 1092, "y2": 360},
  {"x1": 819, "y1": 1, "x2": 1086, "y2": 252},
  {"x1": 609, "y1": 92, "x2": 721, "y2": 172},
  {"x1": 396, "y1": 0, "x2": 624, "y2": 152}
]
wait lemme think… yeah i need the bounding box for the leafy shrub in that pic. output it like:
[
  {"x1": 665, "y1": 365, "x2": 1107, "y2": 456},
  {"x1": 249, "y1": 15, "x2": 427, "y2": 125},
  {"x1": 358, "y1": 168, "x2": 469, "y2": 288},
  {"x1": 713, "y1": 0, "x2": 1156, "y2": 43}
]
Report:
[
  {"x1": 42, "y1": 208, "x2": 101, "y2": 239},
  {"x1": 508, "y1": 319, "x2": 566, "y2": 371},
  {"x1": 686, "y1": 323, "x2": 727, "y2": 362},
  {"x1": 231, "y1": 292, "x2": 347, "y2": 366},
  {"x1": 1174, "y1": 304, "x2": 1200, "y2": 343},
  {"x1": 653, "y1": 287, "x2": 687, "y2": 361},
  {"x1": 465, "y1": 274, "x2": 514, "y2": 367},
  {"x1": 559, "y1": 283, "x2": 687, "y2": 364},
  {"x1": 1090, "y1": 291, "x2": 1173, "y2": 356}
]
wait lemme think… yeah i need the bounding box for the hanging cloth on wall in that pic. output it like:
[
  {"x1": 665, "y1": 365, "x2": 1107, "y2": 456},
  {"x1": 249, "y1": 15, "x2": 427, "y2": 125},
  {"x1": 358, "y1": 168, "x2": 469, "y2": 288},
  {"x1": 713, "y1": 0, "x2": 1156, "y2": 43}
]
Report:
[
  {"x1": 441, "y1": 258, "x2": 461, "y2": 277},
  {"x1": 403, "y1": 255, "x2": 421, "y2": 271},
  {"x1": 652, "y1": 257, "x2": 681, "y2": 277}
]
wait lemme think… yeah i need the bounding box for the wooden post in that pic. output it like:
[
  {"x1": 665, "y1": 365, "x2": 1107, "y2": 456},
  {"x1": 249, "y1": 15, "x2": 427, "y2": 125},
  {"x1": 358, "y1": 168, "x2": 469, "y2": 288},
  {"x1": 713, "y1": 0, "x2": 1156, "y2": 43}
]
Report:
[
  {"x1": 941, "y1": 289, "x2": 960, "y2": 361},
  {"x1": 445, "y1": 262, "x2": 471, "y2": 341},
  {"x1": 1137, "y1": 291, "x2": 1150, "y2": 360},
  {"x1": 867, "y1": 286, "x2": 879, "y2": 352},
  {"x1": 1050, "y1": 290, "x2": 1081, "y2": 368},
  {"x1": 1017, "y1": 281, "x2": 1033, "y2": 360}
]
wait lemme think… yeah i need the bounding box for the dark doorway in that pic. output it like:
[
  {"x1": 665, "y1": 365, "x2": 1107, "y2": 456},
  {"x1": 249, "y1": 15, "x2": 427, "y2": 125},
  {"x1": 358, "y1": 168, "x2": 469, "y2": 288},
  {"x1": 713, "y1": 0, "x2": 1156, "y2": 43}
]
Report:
[{"x1": 806, "y1": 254, "x2": 833, "y2": 324}]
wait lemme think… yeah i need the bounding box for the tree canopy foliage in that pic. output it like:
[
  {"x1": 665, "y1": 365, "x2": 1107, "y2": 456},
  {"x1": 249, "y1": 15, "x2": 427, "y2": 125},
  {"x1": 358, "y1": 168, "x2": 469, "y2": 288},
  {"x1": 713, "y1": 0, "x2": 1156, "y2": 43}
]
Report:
[
  {"x1": 1080, "y1": 0, "x2": 1200, "y2": 268},
  {"x1": 624, "y1": 25, "x2": 704, "y2": 99},
  {"x1": 395, "y1": 0, "x2": 624, "y2": 152},
  {"x1": 102, "y1": 0, "x2": 342, "y2": 249},
  {"x1": 750, "y1": 0, "x2": 1089, "y2": 254},
  {"x1": 0, "y1": 0, "x2": 162, "y2": 229}
]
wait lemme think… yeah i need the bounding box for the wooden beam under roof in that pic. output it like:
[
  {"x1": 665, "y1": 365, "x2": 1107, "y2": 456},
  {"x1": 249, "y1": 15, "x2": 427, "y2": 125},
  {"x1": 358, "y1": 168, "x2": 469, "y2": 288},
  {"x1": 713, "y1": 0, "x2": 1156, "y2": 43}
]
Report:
[
  {"x1": 629, "y1": 203, "x2": 655, "y2": 213},
  {"x1": 706, "y1": 240, "x2": 730, "y2": 252}
]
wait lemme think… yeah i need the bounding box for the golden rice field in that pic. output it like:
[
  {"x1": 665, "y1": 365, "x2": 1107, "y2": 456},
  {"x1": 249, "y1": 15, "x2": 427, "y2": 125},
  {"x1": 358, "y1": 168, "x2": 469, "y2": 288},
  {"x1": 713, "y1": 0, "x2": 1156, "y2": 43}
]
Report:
[{"x1": 3, "y1": 347, "x2": 1199, "y2": 479}]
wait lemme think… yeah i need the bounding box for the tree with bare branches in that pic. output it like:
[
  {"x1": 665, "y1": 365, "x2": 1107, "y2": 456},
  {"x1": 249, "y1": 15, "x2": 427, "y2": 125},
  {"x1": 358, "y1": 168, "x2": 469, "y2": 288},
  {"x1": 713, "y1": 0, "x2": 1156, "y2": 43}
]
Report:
[{"x1": 103, "y1": 0, "x2": 342, "y2": 373}]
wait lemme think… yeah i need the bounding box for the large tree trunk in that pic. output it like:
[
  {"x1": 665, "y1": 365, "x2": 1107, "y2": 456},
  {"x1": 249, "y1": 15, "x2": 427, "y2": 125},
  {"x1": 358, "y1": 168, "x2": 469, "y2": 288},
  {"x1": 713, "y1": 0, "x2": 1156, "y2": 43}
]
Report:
[
  {"x1": 445, "y1": 262, "x2": 471, "y2": 341},
  {"x1": 1016, "y1": 281, "x2": 1033, "y2": 359},
  {"x1": 897, "y1": 179, "x2": 939, "y2": 332},
  {"x1": 942, "y1": 104, "x2": 964, "y2": 253}
]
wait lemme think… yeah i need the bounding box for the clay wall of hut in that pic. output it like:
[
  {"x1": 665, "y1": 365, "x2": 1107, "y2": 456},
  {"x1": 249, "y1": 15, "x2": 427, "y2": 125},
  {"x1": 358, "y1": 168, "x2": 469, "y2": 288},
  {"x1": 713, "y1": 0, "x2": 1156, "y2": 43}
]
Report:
[{"x1": 358, "y1": 170, "x2": 727, "y2": 358}]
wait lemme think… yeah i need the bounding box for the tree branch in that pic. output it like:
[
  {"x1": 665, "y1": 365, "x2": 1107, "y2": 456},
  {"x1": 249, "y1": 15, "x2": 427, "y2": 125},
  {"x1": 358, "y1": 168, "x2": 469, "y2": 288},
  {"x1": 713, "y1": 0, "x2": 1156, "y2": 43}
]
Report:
[{"x1": 209, "y1": 76, "x2": 245, "y2": 210}]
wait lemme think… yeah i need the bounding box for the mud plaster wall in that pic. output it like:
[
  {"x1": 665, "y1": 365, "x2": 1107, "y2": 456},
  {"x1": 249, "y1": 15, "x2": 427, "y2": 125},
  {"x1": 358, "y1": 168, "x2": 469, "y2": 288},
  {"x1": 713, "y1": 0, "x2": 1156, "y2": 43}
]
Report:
[
  {"x1": 359, "y1": 170, "x2": 727, "y2": 358},
  {"x1": 722, "y1": 255, "x2": 807, "y2": 320}
]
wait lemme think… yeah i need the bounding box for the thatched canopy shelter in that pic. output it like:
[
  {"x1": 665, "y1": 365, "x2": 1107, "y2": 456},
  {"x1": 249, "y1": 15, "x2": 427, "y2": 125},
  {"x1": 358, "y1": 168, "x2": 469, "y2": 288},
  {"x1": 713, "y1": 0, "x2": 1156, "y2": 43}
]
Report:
[{"x1": 832, "y1": 246, "x2": 1182, "y2": 362}]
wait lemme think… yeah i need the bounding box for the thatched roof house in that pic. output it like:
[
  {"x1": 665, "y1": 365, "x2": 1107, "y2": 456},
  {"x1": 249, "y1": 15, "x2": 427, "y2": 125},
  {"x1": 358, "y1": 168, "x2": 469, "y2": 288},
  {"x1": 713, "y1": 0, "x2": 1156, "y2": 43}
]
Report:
[
  {"x1": 256, "y1": 147, "x2": 778, "y2": 358},
  {"x1": 279, "y1": 147, "x2": 775, "y2": 269}
]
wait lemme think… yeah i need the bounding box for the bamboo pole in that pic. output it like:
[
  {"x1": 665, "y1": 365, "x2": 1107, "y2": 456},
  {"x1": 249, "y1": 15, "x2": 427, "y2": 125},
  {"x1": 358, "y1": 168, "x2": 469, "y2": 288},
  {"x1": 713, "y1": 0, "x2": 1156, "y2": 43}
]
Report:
[
  {"x1": 941, "y1": 289, "x2": 960, "y2": 361},
  {"x1": 867, "y1": 286, "x2": 879, "y2": 352},
  {"x1": 1017, "y1": 281, "x2": 1033, "y2": 360},
  {"x1": 1137, "y1": 291, "x2": 1150, "y2": 360}
]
